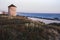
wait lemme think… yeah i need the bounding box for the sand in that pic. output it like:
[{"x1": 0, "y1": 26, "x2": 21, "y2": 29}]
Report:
[{"x1": 28, "y1": 17, "x2": 60, "y2": 24}]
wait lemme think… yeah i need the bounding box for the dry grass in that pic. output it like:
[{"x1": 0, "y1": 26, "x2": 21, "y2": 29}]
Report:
[{"x1": 0, "y1": 15, "x2": 60, "y2": 40}]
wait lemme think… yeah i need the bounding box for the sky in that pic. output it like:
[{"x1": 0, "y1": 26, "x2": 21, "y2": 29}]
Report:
[{"x1": 0, "y1": 0, "x2": 60, "y2": 13}]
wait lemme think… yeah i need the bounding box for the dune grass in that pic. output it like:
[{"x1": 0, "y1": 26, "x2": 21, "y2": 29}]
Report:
[{"x1": 0, "y1": 15, "x2": 60, "y2": 40}]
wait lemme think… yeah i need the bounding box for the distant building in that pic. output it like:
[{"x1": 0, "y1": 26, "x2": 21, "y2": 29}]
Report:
[
  {"x1": 2, "y1": 11, "x2": 6, "y2": 14},
  {"x1": 0, "y1": 11, "x2": 6, "y2": 14},
  {"x1": 8, "y1": 4, "x2": 16, "y2": 16}
]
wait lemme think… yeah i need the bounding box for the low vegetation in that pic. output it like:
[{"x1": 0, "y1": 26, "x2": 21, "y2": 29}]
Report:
[
  {"x1": 48, "y1": 23, "x2": 60, "y2": 26},
  {"x1": 0, "y1": 14, "x2": 60, "y2": 40}
]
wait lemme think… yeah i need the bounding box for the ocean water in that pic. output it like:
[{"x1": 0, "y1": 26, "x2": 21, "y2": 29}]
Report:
[{"x1": 17, "y1": 13, "x2": 60, "y2": 19}]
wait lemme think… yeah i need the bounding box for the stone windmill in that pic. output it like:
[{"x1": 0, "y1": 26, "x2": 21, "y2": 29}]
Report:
[{"x1": 8, "y1": 4, "x2": 17, "y2": 16}]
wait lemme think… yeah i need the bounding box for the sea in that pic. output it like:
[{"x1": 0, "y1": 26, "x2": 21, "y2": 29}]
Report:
[
  {"x1": 17, "y1": 13, "x2": 60, "y2": 20},
  {"x1": 17, "y1": 13, "x2": 60, "y2": 24}
]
